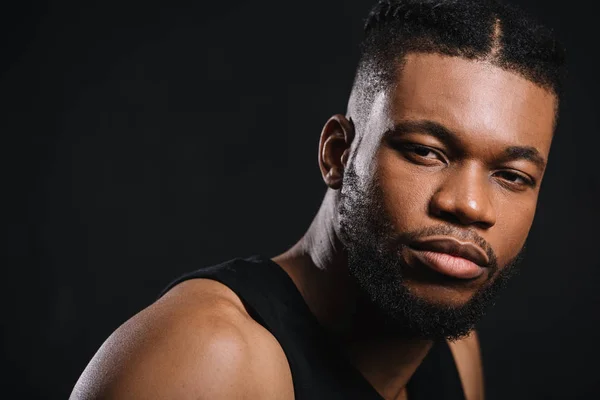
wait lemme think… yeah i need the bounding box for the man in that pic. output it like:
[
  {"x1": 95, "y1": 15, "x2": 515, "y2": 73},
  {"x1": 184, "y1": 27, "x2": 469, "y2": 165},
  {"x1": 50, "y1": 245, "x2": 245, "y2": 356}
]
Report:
[{"x1": 71, "y1": 0, "x2": 565, "y2": 399}]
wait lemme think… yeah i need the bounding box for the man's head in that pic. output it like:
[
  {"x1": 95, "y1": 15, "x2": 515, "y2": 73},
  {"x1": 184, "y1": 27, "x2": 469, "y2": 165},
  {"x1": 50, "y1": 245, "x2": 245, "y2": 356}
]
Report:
[{"x1": 317, "y1": 0, "x2": 565, "y2": 340}]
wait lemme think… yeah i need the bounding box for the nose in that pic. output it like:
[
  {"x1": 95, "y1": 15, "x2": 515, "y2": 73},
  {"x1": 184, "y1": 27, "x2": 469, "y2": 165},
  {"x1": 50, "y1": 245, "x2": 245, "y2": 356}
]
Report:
[{"x1": 429, "y1": 164, "x2": 496, "y2": 229}]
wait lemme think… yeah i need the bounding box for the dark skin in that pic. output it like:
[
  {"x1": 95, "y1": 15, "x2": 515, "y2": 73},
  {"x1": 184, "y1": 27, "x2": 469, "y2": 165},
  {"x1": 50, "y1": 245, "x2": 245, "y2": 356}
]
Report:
[{"x1": 71, "y1": 53, "x2": 557, "y2": 400}]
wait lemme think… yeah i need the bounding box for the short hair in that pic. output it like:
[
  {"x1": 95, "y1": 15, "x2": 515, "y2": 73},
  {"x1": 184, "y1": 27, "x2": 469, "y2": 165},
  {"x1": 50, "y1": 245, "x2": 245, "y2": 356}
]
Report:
[{"x1": 349, "y1": 0, "x2": 566, "y2": 122}]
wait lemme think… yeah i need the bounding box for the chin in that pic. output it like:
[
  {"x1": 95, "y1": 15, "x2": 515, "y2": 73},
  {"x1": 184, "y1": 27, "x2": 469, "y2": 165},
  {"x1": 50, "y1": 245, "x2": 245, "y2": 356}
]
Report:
[
  {"x1": 404, "y1": 279, "x2": 480, "y2": 309},
  {"x1": 402, "y1": 266, "x2": 493, "y2": 306}
]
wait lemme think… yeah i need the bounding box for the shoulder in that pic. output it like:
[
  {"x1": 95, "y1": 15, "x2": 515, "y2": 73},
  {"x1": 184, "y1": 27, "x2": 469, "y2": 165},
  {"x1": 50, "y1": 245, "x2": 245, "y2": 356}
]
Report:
[
  {"x1": 71, "y1": 279, "x2": 294, "y2": 400},
  {"x1": 447, "y1": 330, "x2": 485, "y2": 400}
]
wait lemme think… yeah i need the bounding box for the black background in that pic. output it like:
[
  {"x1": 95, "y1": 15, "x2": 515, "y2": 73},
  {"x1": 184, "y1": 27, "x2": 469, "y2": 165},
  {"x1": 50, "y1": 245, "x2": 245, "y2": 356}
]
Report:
[{"x1": 2, "y1": 0, "x2": 598, "y2": 398}]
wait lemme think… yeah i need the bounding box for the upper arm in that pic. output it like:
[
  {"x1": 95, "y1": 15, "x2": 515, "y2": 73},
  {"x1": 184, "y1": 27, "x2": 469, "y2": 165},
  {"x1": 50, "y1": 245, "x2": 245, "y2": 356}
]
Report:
[
  {"x1": 447, "y1": 330, "x2": 485, "y2": 400},
  {"x1": 70, "y1": 279, "x2": 294, "y2": 400}
]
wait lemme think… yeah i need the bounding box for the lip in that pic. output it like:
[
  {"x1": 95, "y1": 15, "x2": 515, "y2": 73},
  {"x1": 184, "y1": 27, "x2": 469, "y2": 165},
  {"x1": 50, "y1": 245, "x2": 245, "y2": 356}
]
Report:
[
  {"x1": 409, "y1": 236, "x2": 489, "y2": 266},
  {"x1": 406, "y1": 236, "x2": 489, "y2": 280}
]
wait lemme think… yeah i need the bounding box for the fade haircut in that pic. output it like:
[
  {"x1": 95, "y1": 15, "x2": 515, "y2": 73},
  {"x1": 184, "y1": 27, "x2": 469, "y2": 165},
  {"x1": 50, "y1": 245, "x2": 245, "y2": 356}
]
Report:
[{"x1": 349, "y1": 0, "x2": 566, "y2": 125}]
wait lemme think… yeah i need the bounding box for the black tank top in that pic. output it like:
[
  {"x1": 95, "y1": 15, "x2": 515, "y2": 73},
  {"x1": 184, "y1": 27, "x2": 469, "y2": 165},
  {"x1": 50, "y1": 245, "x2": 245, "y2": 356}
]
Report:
[{"x1": 160, "y1": 255, "x2": 467, "y2": 400}]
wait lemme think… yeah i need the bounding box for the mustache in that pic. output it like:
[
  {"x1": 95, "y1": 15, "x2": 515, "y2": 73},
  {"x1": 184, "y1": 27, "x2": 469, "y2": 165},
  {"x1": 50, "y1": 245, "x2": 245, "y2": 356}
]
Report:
[{"x1": 392, "y1": 225, "x2": 499, "y2": 271}]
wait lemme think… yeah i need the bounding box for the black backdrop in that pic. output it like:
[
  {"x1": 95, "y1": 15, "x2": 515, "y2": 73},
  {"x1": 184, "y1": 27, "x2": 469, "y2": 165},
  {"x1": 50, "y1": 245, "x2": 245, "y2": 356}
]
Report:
[{"x1": 2, "y1": 0, "x2": 599, "y2": 398}]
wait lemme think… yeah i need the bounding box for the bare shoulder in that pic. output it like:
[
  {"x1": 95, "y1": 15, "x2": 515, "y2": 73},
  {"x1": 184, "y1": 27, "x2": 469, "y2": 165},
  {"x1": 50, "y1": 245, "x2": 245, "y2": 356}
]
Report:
[
  {"x1": 447, "y1": 330, "x2": 485, "y2": 400},
  {"x1": 70, "y1": 279, "x2": 294, "y2": 400}
]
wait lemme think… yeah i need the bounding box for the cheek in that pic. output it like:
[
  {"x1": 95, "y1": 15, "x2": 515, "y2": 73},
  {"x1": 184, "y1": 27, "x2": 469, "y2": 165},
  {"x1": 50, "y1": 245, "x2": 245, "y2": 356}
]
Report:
[
  {"x1": 375, "y1": 149, "x2": 433, "y2": 229},
  {"x1": 493, "y1": 198, "x2": 537, "y2": 263}
]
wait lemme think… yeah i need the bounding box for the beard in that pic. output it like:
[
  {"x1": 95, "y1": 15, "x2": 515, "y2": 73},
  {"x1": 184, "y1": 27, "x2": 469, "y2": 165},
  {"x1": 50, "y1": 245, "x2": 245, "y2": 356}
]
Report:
[{"x1": 337, "y1": 167, "x2": 524, "y2": 341}]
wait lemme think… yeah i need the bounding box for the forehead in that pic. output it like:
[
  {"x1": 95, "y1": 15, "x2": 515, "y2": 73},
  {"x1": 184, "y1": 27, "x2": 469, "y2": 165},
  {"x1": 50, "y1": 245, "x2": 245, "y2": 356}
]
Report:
[{"x1": 384, "y1": 53, "x2": 557, "y2": 157}]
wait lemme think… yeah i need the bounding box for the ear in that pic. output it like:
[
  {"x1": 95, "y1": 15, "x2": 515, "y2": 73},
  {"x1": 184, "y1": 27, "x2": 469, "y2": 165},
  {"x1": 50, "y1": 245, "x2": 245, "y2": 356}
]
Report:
[{"x1": 318, "y1": 114, "x2": 355, "y2": 190}]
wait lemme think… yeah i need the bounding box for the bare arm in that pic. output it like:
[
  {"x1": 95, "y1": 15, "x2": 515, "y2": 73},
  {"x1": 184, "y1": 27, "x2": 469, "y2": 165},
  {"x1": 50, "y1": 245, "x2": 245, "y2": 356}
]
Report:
[{"x1": 70, "y1": 279, "x2": 294, "y2": 400}]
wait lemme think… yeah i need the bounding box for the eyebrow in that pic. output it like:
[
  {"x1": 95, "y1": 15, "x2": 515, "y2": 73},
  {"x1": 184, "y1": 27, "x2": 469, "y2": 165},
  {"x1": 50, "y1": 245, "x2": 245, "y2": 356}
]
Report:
[
  {"x1": 385, "y1": 120, "x2": 459, "y2": 146},
  {"x1": 500, "y1": 146, "x2": 546, "y2": 170},
  {"x1": 385, "y1": 119, "x2": 547, "y2": 171}
]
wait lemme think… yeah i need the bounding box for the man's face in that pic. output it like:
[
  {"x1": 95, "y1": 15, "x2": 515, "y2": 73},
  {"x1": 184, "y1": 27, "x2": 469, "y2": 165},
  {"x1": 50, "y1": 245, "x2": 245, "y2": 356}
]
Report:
[{"x1": 338, "y1": 53, "x2": 556, "y2": 339}]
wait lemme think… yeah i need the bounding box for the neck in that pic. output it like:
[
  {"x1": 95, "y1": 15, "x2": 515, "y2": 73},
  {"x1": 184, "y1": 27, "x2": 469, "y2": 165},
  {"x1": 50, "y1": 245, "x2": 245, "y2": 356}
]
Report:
[{"x1": 272, "y1": 189, "x2": 433, "y2": 400}]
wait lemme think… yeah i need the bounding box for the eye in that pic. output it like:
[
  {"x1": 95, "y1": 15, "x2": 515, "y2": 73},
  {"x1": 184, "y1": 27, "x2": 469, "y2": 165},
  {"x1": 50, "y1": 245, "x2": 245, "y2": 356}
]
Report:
[
  {"x1": 494, "y1": 171, "x2": 535, "y2": 188},
  {"x1": 400, "y1": 143, "x2": 445, "y2": 163},
  {"x1": 411, "y1": 146, "x2": 437, "y2": 158}
]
